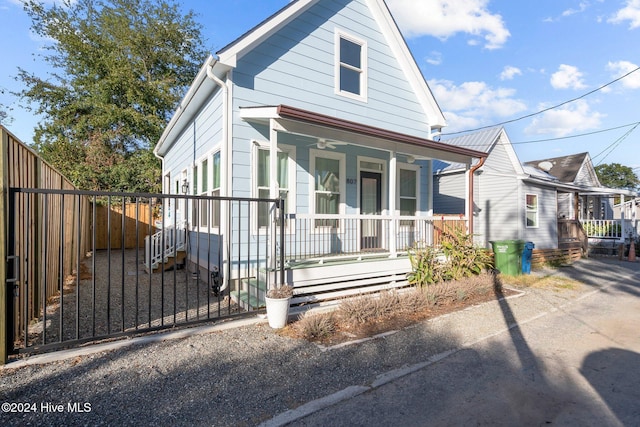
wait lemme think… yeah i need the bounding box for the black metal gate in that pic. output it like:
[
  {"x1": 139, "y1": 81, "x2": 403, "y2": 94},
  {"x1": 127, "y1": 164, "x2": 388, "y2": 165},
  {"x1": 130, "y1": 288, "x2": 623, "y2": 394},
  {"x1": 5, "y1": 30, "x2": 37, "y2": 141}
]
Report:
[{"x1": 5, "y1": 188, "x2": 284, "y2": 355}]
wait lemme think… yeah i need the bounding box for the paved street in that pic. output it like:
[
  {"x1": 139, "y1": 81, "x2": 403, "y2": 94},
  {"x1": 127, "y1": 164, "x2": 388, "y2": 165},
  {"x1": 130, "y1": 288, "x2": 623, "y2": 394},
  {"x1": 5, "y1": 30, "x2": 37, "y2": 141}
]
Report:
[{"x1": 266, "y1": 258, "x2": 640, "y2": 426}]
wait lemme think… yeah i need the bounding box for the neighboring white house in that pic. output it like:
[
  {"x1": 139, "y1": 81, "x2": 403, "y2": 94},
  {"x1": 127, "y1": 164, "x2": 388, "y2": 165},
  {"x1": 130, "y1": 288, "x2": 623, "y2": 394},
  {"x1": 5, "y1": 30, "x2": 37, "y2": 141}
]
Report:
[
  {"x1": 433, "y1": 128, "x2": 637, "y2": 250},
  {"x1": 152, "y1": 0, "x2": 485, "y2": 305}
]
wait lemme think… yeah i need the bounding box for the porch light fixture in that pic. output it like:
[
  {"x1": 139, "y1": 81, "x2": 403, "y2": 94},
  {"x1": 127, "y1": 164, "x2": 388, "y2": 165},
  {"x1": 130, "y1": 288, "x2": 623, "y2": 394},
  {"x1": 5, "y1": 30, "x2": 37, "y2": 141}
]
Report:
[
  {"x1": 181, "y1": 179, "x2": 189, "y2": 195},
  {"x1": 407, "y1": 155, "x2": 415, "y2": 164}
]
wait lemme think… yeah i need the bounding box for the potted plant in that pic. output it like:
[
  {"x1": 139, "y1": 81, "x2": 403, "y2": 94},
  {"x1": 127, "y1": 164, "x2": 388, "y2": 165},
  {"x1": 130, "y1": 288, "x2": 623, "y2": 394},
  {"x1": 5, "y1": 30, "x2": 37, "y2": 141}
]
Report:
[{"x1": 265, "y1": 284, "x2": 294, "y2": 329}]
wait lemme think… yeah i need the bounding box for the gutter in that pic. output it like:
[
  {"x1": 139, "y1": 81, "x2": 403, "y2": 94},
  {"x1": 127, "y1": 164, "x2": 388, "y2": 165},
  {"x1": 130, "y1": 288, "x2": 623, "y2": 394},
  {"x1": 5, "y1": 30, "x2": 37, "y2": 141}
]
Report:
[
  {"x1": 205, "y1": 59, "x2": 231, "y2": 293},
  {"x1": 467, "y1": 156, "x2": 486, "y2": 236}
]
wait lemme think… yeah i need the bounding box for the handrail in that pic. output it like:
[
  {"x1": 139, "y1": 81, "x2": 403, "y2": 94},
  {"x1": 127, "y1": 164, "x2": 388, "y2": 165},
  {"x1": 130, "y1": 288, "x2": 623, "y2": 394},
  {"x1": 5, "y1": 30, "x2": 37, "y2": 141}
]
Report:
[{"x1": 144, "y1": 220, "x2": 187, "y2": 269}]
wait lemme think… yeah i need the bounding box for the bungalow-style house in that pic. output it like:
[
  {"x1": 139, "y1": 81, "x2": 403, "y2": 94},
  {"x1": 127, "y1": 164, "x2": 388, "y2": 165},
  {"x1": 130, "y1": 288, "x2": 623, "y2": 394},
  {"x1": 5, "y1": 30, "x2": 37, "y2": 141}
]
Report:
[
  {"x1": 524, "y1": 153, "x2": 638, "y2": 245},
  {"x1": 433, "y1": 128, "x2": 636, "y2": 252},
  {"x1": 151, "y1": 0, "x2": 485, "y2": 306}
]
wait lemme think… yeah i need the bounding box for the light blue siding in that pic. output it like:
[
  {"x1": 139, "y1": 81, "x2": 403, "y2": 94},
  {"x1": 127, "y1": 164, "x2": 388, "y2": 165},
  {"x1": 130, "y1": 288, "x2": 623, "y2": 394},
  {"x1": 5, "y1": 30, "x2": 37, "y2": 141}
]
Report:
[
  {"x1": 163, "y1": 90, "x2": 224, "y2": 187},
  {"x1": 232, "y1": 0, "x2": 432, "y2": 138}
]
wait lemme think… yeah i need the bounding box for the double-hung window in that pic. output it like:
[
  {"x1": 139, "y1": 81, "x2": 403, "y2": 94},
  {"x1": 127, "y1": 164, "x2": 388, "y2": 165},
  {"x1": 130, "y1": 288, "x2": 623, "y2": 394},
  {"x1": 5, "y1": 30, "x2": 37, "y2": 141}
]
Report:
[
  {"x1": 211, "y1": 152, "x2": 220, "y2": 227},
  {"x1": 256, "y1": 145, "x2": 294, "y2": 229},
  {"x1": 191, "y1": 150, "x2": 221, "y2": 230},
  {"x1": 312, "y1": 151, "x2": 344, "y2": 228},
  {"x1": 335, "y1": 31, "x2": 367, "y2": 100},
  {"x1": 526, "y1": 194, "x2": 538, "y2": 228},
  {"x1": 399, "y1": 167, "x2": 418, "y2": 226}
]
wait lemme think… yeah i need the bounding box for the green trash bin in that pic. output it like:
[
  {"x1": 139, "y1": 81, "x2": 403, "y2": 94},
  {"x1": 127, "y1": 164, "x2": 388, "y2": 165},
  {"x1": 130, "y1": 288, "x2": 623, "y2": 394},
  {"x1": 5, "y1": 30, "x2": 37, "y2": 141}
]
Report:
[{"x1": 490, "y1": 240, "x2": 525, "y2": 276}]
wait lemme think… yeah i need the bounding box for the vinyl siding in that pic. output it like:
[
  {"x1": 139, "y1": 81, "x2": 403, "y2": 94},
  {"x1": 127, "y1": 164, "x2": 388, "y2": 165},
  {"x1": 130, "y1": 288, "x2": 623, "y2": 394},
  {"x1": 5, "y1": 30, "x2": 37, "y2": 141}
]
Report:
[
  {"x1": 521, "y1": 183, "x2": 557, "y2": 249},
  {"x1": 163, "y1": 90, "x2": 224, "y2": 187},
  {"x1": 232, "y1": 0, "x2": 433, "y2": 138},
  {"x1": 475, "y1": 173, "x2": 520, "y2": 247},
  {"x1": 433, "y1": 172, "x2": 466, "y2": 214}
]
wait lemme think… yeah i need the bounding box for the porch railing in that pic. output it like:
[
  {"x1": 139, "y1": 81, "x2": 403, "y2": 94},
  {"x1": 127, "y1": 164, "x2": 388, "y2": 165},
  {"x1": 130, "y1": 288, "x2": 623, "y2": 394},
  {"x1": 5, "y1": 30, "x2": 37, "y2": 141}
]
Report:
[
  {"x1": 282, "y1": 214, "x2": 466, "y2": 264},
  {"x1": 580, "y1": 219, "x2": 623, "y2": 240},
  {"x1": 144, "y1": 220, "x2": 187, "y2": 270}
]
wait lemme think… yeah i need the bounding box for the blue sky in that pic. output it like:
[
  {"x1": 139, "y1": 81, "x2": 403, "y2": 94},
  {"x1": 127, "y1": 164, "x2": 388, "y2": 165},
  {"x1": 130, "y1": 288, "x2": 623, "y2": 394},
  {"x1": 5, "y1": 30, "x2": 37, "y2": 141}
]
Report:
[{"x1": 1, "y1": 0, "x2": 639, "y2": 171}]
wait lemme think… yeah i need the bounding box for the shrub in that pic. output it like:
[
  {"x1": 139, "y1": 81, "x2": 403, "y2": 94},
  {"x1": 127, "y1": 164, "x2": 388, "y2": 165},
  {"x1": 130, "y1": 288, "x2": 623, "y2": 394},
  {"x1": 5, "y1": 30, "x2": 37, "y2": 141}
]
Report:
[
  {"x1": 295, "y1": 311, "x2": 337, "y2": 340},
  {"x1": 407, "y1": 228, "x2": 493, "y2": 288}
]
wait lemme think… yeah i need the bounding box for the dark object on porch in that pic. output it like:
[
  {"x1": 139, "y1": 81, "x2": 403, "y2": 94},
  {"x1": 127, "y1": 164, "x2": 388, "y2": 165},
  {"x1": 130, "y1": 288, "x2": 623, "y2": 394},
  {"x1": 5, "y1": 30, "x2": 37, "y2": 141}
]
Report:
[
  {"x1": 522, "y1": 242, "x2": 535, "y2": 274},
  {"x1": 490, "y1": 240, "x2": 524, "y2": 276},
  {"x1": 211, "y1": 267, "x2": 223, "y2": 297}
]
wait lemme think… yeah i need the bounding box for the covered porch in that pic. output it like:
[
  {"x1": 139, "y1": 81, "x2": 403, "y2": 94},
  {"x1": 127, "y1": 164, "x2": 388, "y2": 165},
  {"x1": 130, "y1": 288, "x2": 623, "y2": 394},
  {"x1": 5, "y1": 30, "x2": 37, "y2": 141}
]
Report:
[{"x1": 236, "y1": 104, "x2": 485, "y2": 305}]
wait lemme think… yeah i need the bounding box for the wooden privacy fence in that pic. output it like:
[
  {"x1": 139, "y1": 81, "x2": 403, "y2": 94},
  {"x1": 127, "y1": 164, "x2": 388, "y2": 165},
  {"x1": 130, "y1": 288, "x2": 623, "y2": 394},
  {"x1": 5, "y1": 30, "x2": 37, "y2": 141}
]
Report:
[
  {"x1": 95, "y1": 203, "x2": 157, "y2": 249},
  {"x1": 1, "y1": 126, "x2": 90, "y2": 363}
]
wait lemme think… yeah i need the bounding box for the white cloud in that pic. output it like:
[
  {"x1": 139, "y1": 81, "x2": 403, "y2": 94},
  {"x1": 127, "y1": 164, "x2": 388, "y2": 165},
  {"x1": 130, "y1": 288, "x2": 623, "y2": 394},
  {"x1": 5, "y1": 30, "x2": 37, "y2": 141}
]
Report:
[
  {"x1": 607, "y1": 60, "x2": 640, "y2": 88},
  {"x1": 562, "y1": 2, "x2": 589, "y2": 17},
  {"x1": 426, "y1": 51, "x2": 443, "y2": 66},
  {"x1": 500, "y1": 66, "x2": 522, "y2": 81},
  {"x1": 524, "y1": 100, "x2": 605, "y2": 137},
  {"x1": 429, "y1": 79, "x2": 527, "y2": 132},
  {"x1": 608, "y1": 0, "x2": 640, "y2": 28},
  {"x1": 550, "y1": 64, "x2": 587, "y2": 89},
  {"x1": 386, "y1": 0, "x2": 510, "y2": 49}
]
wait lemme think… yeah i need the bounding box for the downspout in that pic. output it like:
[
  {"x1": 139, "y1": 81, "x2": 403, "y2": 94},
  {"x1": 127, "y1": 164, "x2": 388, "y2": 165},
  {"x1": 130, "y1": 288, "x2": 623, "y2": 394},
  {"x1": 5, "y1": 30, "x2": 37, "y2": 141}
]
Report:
[
  {"x1": 467, "y1": 156, "x2": 486, "y2": 237},
  {"x1": 206, "y1": 58, "x2": 231, "y2": 293}
]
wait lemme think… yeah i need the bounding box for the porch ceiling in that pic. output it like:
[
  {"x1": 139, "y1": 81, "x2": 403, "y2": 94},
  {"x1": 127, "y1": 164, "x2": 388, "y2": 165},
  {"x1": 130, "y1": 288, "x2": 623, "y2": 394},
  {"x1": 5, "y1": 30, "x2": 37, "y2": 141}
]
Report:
[{"x1": 240, "y1": 105, "x2": 485, "y2": 165}]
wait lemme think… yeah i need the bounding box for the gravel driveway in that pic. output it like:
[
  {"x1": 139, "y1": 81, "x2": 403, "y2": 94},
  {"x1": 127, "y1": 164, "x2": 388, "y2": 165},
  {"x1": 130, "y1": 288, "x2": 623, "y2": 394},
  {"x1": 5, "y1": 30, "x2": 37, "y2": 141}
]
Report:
[{"x1": 1, "y1": 257, "x2": 638, "y2": 426}]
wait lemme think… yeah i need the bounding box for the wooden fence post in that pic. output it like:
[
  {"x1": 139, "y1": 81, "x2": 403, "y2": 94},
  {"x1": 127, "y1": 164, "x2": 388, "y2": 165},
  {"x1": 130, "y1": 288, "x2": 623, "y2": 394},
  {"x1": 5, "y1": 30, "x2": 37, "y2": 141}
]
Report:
[{"x1": 0, "y1": 127, "x2": 9, "y2": 364}]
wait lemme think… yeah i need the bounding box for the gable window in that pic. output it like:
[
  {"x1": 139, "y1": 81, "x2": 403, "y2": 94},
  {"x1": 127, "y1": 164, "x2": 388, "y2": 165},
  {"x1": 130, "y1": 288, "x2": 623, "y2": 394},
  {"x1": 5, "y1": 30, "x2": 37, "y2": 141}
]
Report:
[
  {"x1": 255, "y1": 144, "x2": 295, "y2": 229},
  {"x1": 311, "y1": 150, "x2": 345, "y2": 228},
  {"x1": 526, "y1": 194, "x2": 538, "y2": 228},
  {"x1": 399, "y1": 167, "x2": 418, "y2": 226},
  {"x1": 335, "y1": 31, "x2": 367, "y2": 100}
]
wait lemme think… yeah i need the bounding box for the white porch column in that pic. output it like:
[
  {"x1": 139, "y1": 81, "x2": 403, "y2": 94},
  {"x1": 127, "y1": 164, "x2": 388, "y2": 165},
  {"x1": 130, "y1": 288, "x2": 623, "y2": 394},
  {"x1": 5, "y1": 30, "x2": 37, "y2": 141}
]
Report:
[
  {"x1": 269, "y1": 120, "x2": 279, "y2": 273},
  {"x1": 269, "y1": 119, "x2": 278, "y2": 200},
  {"x1": 389, "y1": 151, "x2": 397, "y2": 257}
]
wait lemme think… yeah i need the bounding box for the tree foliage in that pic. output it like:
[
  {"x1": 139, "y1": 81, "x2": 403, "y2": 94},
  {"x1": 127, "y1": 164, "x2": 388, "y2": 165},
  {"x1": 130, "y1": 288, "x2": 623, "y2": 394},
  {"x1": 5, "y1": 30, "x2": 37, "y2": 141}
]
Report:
[
  {"x1": 595, "y1": 163, "x2": 640, "y2": 191},
  {"x1": 16, "y1": 0, "x2": 208, "y2": 192}
]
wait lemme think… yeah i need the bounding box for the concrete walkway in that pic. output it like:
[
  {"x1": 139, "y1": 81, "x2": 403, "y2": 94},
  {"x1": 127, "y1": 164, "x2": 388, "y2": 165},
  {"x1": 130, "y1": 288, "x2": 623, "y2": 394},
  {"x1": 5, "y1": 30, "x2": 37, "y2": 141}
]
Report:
[{"x1": 265, "y1": 257, "x2": 640, "y2": 426}]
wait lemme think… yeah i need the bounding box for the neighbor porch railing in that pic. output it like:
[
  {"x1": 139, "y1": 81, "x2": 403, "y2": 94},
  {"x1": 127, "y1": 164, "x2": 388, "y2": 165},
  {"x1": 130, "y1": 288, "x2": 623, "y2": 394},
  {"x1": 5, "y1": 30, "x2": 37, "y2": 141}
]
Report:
[
  {"x1": 580, "y1": 219, "x2": 638, "y2": 241},
  {"x1": 282, "y1": 214, "x2": 466, "y2": 264}
]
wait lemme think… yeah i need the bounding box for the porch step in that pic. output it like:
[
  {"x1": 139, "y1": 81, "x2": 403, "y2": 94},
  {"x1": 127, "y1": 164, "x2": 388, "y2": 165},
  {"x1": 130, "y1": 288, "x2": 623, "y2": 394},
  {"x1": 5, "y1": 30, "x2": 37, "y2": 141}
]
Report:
[
  {"x1": 232, "y1": 278, "x2": 267, "y2": 310},
  {"x1": 144, "y1": 250, "x2": 186, "y2": 273}
]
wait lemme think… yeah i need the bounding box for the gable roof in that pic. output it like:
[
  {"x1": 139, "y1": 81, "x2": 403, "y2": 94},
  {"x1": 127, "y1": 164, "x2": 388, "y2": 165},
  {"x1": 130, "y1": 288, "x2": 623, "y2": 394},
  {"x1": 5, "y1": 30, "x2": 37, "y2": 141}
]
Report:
[
  {"x1": 215, "y1": 0, "x2": 445, "y2": 128},
  {"x1": 433, "y1": 127, "x2": 524, "y2": 174},
  {"x1": 524, "y1": 152, "x2": 597, "y2": 184},
  {"x1": 157, "y1": 0, "x2": 448, "y2": 155}
]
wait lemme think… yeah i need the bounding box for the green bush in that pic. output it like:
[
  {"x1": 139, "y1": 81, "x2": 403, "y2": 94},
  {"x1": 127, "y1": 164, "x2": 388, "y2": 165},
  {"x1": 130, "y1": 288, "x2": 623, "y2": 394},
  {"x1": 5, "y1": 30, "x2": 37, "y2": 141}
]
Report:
[{"x1": 407, "y1": 228, "x2": 493, "y2": 288}]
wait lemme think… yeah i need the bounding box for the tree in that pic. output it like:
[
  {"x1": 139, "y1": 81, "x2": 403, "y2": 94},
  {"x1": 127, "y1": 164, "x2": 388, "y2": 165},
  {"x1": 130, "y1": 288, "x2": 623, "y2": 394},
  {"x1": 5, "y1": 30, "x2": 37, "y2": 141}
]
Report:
[
  {"x1": 16, "y1": 0, "x2": 208, "y2": 192},
  {"x1": 595, "y1": 163, "x2": 640, "y2": 191}
]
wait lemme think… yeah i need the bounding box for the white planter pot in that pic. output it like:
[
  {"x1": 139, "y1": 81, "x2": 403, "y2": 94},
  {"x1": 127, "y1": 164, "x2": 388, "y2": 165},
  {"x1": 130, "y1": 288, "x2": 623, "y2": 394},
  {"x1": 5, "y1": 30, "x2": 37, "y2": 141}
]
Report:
[{"x1": 265, "y1": 296, "x2": 291, "y2": 329}]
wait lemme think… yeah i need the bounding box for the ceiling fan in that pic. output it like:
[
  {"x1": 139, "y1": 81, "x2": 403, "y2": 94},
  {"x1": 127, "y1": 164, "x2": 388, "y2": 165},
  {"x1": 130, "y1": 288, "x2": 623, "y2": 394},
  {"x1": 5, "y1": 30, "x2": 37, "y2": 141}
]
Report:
[{"x1": 312, "y1": 138, "x2": 348, "y2": 150}]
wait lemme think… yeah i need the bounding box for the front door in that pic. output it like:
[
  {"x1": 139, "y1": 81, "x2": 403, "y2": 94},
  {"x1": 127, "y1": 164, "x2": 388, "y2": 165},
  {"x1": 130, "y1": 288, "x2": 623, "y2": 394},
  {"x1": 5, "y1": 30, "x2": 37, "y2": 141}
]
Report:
[{"x1": 360, "y1": 171, "x2": 382, "y2": 250}]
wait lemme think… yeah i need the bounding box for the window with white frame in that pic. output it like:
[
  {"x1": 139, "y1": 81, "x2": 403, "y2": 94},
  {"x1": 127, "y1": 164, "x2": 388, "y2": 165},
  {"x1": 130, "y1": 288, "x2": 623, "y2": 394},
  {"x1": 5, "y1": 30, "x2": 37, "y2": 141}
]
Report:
[
  {"x1": 399, "y1": 167, "x2": 418, "y2": 226},
  {"x1": 312, "y1": 150, "x2": 344, "y2": 228},
  {"x1": 526, "y1": 194, "x2": 538, "y2": 228},
  {"x1": 211, "y1": 151, "x2": 220, "y2": 227},
  {"x1": 335, "y1": 31, "x2": 367, "y2": 100},
  {"x1": 191, "y1": 150, "x2": 221, "y2": 230},
  {"x1": 255, "y1": 144, "x2": 295, "y2": 229}
]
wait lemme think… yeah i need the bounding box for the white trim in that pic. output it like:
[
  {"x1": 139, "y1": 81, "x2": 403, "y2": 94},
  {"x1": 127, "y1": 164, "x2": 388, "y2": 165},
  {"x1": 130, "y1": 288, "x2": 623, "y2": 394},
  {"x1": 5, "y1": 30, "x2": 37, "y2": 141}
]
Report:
[
  {"x1": 310, "y1": 149, "x2": 346, "y2": 230},
  {"x1": 334, "y1": 29, "x2": 368, "y2": 102},
  {"x1": 252, "y1": 140, "x2": 297, "y2": 233},
  {"x1": 525, "y1": 193, "x2": 539, "y2": 229},
  {"x1": 357, "y1": 156, "x2": 387, "y2": 215},
  {"x1": 366, "y1": 0, "x2": 445, "y2": 128},
  {"x1": 397, "y1": 163, "x2": 421, "y2": 217}
]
